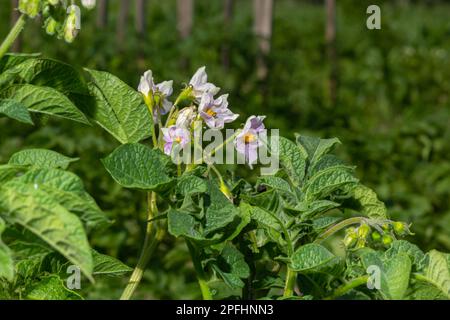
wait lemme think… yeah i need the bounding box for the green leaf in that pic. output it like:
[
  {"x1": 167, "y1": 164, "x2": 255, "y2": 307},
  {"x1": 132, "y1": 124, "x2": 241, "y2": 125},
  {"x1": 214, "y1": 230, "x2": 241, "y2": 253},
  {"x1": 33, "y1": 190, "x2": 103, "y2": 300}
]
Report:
[
  {"x1": 26, "y1": 275, "x2": 82, "y2": 300},
  {"x1": 0, "y1": 99, "x2": 33, "y2": 124},
  {"x1": 379, "y1": 253, "x2": 412, "y2": 300},
  {"x1": 0, "y1": 164, "x2": 28, "y2": 183},
  {"x1": 290, "y1": 243, "x2": 339, "y2": 273},
  {"x1": 0, "y1": 58, "x2": 87, "y2": 95},
  {"x1": 11, "y1": 168, "x2": 110, "y2": 230},
  {"x1": 0, "y1": 53, "x2": 41, "y2": 73},
  {"x1": 0, "y1": 182, "x2": 93, "y2": 281},
  {"x1": 0, "y1": 218, "x2": 14, "y2": 282},
  {"x1": 304, "y1": 166, "x2": 358, "y2": 201},
  {"x1": 247, "y1": 204, "x2": 286, "y2": 247},
  {"x1": 385, "y1": 240, "x2": 425, "y2": 269},
  {"x1": 257, "y1": 176, "x2": 293, "y2": 194},
  {"x1": 167, "y1": 210, "x2": 205, "y2": 241},
  {"x1": 351, "y1": 184, "x2": 388, "y2": 219},
  {"x1": 204, "y1": 181, "x2": 239, "y2": 235},
  {"x1": 0, "y1": 84, "x2": 89, "y2": 124},
  {"x1": 413, "y1": 250, "x2": 450, "y2": 299},
  {"x1": 102, "y1": 143, "x2": 173, "y2": 191},
  {"x1": 295, "y1": 135, "x2": 341, "y2": 166},
  {"x1": 213, "y1": 244, "x2": 250, "y2": 289},
  {"x1": 176, "y1": 175, "x2": 208, "y2": 196},
  {"x1": 8, "y1": 149, "x2": 79, "y2": 170},
  {"x1": 92, "y1": 250, "x2": 132, "y2": 276},
  {"x1": 277, "y1": 137, "x2": 307, "y2": 186},
  {"x1": 84, "y1": 68, "x2": 152, "y2": 144}
]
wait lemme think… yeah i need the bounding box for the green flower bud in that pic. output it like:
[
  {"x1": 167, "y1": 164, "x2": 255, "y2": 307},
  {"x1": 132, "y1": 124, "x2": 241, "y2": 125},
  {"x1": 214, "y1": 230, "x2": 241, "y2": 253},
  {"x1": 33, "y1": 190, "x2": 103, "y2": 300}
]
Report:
[
  {"x1": 382, "y1": 235, "x2": 393, "y2": 246},
  {"x1": 44, "y1": 17, "x2": 59, "y2": 35},
  {"x1": 64, "y1": 7, "x2": 80, "y2": 43},
  {"x1": 355, "y1": 238, "x2": 366, "y2": 249},
  {"x1": 343, "y1": 227, "x2": 357, "y2": 248},
  {"x1": 393, "y1": 221, "x2": 405, "y2": 234},
  {"x1": 48, "y1": 0, "x2": 59, "y2": 5},
  {"x1": 357, "y1": 224, "x2": 371, "y2": 239},
  {"x1": 18, "y1": 0, "x2": 41, "y2": 18},
  {"x1": 371, "y1": 231, "x2": 381, "y2": 242}
]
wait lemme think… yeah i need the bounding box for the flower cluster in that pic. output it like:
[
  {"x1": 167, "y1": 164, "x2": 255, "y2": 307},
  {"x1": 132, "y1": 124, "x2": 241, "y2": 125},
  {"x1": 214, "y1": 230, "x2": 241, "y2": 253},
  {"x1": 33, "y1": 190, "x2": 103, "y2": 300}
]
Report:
[
  {"x1": 18, "y1": 0, "x2": 96, "y2": 43},
  {"x1": 137, "y1": 66, "x2": 267, "y2": 168}
]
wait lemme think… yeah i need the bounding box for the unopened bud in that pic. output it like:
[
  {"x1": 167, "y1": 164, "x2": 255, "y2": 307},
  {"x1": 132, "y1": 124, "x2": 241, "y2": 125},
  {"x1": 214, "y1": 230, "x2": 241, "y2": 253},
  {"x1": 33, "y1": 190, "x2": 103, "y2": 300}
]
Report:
[
  {"x1": 64, "y1": 7, "x2": 80, "y2": 43},
  {"x1": 18, "y1": 0, "x2": 41, "y2": 18},
  {"x1": 44, "y1": 17, "x2": 59, "y2": 35}
]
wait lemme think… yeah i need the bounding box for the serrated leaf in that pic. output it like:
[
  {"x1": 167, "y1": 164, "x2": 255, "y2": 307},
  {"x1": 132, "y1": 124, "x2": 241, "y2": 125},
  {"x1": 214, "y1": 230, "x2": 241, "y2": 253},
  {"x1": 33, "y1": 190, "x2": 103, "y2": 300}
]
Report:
[
  {"x1": 102, "y1": 143, "x2": 173, "y2": 191},
  {"x1": 0, "y1": 84, "x2": 89, "y2": 124},
  {"x1": 26, "y1": 275, "x2": 82, "y2": 300},
  {"x1": 295, "y1": 135, "x2": 341, "y2": 166},
  {"x1": 290, "y1": 243, "x2": 339, "y2": 273},
  {"x1": 0, "y1": 218, "x2": 14, "y2": 282},
  {"x1": 8, "y1": 149, "x2": 79, "y2": 170},
  {"x1": 0, "y1": 182, "x2": 93, "y2": 281},
  {"x1": 0, "y1": 99, "x2": 33, "y2": 124},
  {"x1": 11, "y1": 168, "x2": 110, "y2": 230},
  {"x1": 304, "y1": 166, "x2": 358, "y2": 200},
  {"x1": 92, "y1": 250, "x2": 132, "y2": 276},
  {"x1": 84, "y1": 68, "x2": 152, "y2": 144}
]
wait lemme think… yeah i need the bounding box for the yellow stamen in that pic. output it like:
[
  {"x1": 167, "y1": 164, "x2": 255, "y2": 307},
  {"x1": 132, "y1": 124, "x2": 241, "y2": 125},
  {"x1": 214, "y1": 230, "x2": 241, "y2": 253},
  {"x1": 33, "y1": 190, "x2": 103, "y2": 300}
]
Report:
[
  {"x1": 175, "y1": 136, "x2": 182, "y2": 143},
  {"x1": 243, "y1": 133, "x2": 256, "y2": 144},
  {"x1": 206, "y1": 109, "x2": 217, "y2": 117}
]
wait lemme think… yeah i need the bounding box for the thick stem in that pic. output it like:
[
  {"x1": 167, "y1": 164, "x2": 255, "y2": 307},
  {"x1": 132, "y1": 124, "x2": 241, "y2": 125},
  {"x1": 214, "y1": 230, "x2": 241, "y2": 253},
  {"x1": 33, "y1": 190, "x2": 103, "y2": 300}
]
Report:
[
  {"x1": 186, "y1": 240, "x2": 213, "y2": 300},
  {"x1": 324, "y1": 275, "x2": 369, "y2": 300},
  {"x1": 283, "y1": 267, "x2": 297, "y2": 298},
  {"x1": 120, "y1": 192, "x2": 162, "y2": 300},
  {"x1": 0, "y1": 14, "x2": 26, "y2": 60}
]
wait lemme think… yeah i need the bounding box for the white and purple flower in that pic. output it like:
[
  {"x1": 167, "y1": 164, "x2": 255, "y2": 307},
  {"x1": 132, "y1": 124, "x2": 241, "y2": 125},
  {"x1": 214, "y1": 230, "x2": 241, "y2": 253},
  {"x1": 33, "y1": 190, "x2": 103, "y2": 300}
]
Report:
[
  {"x1": 235, "y1": 116, "x2": 266, "y2": 168},
  {"x1": 138, "y1": 70, "x2": 173, "y2": 119},
  {"x1": 198, "y1": 92, "x2": 238, "y2": 129},
  {"x1": 162, "y1": 125, "x2": 191, "y2": 156},
  {"x1": 189, "y1": 66, "x2": 220, "y2": 101}
]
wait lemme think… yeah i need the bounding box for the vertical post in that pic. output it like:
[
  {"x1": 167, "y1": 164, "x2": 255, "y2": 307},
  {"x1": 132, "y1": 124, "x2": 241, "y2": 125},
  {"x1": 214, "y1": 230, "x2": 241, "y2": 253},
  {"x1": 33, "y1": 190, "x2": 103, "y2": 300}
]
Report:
[
  {"x1": 325, "y1": 0, "x2": 338, "y2": 107},
  {"x1": 177, "y1": 0, "x2": 194, "y2": 70},
  {"x1": 221, "y1": 0, "x2": 234, "y2": 70},
  {"x1": 117, "y1": 0, "x2": 131, "y2": 46},
  {"x1": 97, "y1": 0, "x2": 108, "y2": 29},
  {"x1": 253, "y1": 0, "x2": 274, "y2": 81},
  {"x1": 10, "y1": 0, "x2": 22, "y2": 52},
  {"x1": 136, "y1": 0, "x2": 147, "y2": 37}
]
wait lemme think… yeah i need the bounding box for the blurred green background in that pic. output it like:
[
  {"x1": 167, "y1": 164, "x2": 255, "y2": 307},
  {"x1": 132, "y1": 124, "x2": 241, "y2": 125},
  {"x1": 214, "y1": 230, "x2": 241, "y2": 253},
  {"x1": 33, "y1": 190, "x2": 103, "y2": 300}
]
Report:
[{"x1": 1, "y1": 0, "x2": 449, "y2": 299}]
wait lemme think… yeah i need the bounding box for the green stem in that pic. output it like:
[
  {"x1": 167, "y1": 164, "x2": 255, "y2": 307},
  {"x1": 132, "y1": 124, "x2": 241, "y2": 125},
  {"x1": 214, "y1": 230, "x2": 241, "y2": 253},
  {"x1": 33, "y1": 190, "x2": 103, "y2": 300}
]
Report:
[
  {"x1": 120, "y1": 192, "x2": 163, "y2": 300},
  {"x1": 186, "y1": 240, "x2": 212, "y2": 300},
  {"x1": 283, "y1": 267, "x2": 297, "y2": 297},
  {"x1": 0, "y1": 14, "x2": 27, "y2": 60},
  {"x1": 315, "y1": 217, "x2": 365, "y2": 244},
  {"x1": 324, "y1": 275, "x2": 369, "y2": 300}
]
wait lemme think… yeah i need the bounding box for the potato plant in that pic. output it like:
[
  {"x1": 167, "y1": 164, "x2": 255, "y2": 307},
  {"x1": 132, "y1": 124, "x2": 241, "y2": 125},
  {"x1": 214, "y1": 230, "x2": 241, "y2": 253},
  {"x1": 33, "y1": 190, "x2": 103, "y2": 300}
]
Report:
[{"x1": 1, "y1": 0, "x2": 450, "y2": 300}]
